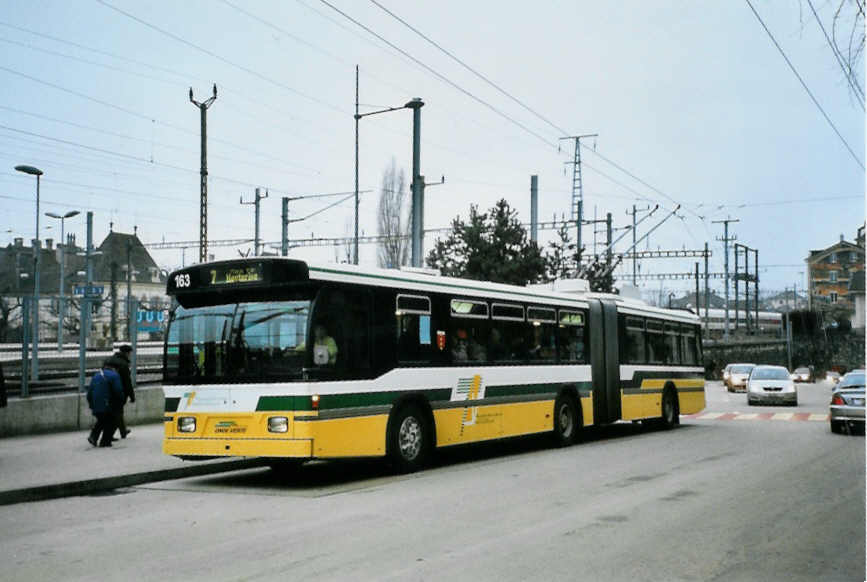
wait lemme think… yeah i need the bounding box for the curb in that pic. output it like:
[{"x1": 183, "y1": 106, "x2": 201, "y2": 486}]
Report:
[{"x1": 0, "y1": 458, "x2": 269, "y2": 506}]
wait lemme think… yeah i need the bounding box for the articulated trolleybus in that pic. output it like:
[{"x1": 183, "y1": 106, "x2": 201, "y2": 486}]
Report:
[{"x1": 162, "y1": 258, "x2": 705, "y2": 472}]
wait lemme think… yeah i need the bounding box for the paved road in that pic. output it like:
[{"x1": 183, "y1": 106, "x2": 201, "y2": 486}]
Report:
[{"x1": 1, "y1": 381, "x2": 863, "y2": 581}]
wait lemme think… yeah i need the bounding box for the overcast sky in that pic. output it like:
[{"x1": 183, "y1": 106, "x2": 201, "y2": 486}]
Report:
[{"x1": 1, "y1": 0, "x2": 863, "y2": 297}]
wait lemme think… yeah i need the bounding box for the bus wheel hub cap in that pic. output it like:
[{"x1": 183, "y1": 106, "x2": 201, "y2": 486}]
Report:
[{"x1": 399, "y1": 416, "x2": 422, "y2": 459}]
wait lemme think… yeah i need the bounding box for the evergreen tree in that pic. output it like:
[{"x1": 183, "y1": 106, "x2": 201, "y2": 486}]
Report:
[{"x1": 426, "y1": 199, "x2": 547, "y2": 286}]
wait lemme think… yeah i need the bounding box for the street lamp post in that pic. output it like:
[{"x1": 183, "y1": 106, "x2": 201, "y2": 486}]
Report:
[
  {"x1": 15, "y1": 164, "x2": 43, "y2": 381},
  {"x1": 45, "y1": 210, "x2": 79, "y2": 352}
]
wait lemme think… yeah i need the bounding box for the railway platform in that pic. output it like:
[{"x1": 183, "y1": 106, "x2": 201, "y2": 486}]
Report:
[{"x1": 0, "y1": 423, "x2": 265, "y2": 506}]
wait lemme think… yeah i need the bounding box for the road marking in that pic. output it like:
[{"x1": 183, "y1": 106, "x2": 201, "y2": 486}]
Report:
[{"x1": 684, "y1": 411, "x2": 830, "y2": 422}]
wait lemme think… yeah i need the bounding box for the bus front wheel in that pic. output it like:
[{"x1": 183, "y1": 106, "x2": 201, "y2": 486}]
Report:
[{"x1": 388, "y1": 404, "x2": 430, "y2": 473}]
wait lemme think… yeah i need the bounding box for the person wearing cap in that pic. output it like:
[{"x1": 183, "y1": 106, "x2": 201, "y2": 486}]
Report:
[{"x1": 104, "y1": 344, "x2": 135, "y2": 439}]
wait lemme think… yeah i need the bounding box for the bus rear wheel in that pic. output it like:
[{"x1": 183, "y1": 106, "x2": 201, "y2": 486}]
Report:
[
  {"x1": 388, "y1": 404, "x2": 430, "y2": 473},
  {"x1": 660, "y1": 388, "x2": 679, "y2": 430},
  {"x1": 552, "y1": 394, "x2": 581, "y2": 446}
]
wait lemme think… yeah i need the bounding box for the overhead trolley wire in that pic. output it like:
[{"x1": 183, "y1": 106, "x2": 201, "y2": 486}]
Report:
[
  {"x1": 317, "y1": 0, "x2": 559, "y2": 150},
  {"x1": 744, "y1": 0, "x2": 864, "y2": 170},
  {"x1": 96, "y1": 0, "x2": 347, "y2": 116}
]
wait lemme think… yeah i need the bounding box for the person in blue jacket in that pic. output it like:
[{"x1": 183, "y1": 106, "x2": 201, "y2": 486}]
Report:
[{"x1": 87, "y1": 365, "x2": 124, "y2": 448}]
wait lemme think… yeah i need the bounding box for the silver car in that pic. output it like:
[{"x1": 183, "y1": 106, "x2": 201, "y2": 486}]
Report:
[
  {"x1": 830, "y1": 370, "x2": 865, "y2": 434},
  {"x1": 726, "y1": 363, "x2": 755, "y2": 392},
  {"x1": 747, "y1": 365, "x2": 797, "y2": 406}
]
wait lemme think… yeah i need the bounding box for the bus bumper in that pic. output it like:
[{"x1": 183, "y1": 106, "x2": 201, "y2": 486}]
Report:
[{"x1": 163, "y1": 436, "x2": 313, "y2": 459}]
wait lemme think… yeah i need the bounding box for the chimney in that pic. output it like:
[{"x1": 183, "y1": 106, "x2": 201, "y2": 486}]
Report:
[
  {"x1": 840, "y1": 234, "x2": 844, "y2": 242},
  {"x1": 67, "y1": 233, "x2": 76, "y2": 248},
  {"x1": 32, "y1": 239, "x2": 41, "y2": 249},
  {"x1": 46, "y1": 238, "x2": 53, "y2": 250},
  {"x1": 14, "y1": 237, "x2": 23, "y2": 247}
]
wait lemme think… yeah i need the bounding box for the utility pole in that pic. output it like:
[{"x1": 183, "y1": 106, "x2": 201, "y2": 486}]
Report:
[
  {"x1": 704, "y1": 242, "x2": 710, "y2": 333},
  {"x1": 530, "y1": 175, "x2": 538, "y2": 243},
  {"x1": 281, "y1": 197, "x2": 289, "y2": 257},
  {"x1": 713, "y1": 218, "x2": 739, "y2": 341},
  {"x1": 189, "y1": 84, "x2": 217, "y2": 264},
  {"x1": 559, "y1": 133, "x2": 597, "y2": 268},
  {"x1": 407, "y1": 98, "x2": 425, "y2": 268},
  {"x1": 695, "y1": 262, "x2": 700, "y2": 315},
  {"x1": 627, "y1": 204, "x2": 653, "y2": 285},
  {"x1": 354, "y1": 66, "x2": 360, "y2": 264},
  {"x1": 754, "y1": 248, "x2": 759, "y2": 330},
  {"x1": 605, "y1": 212, "x2": 613, "y2": 268},
  {"x1": 240, "y1": 188, "x2": 268, "y2": 256},
  {"x1": 126, "y1": 238, "x2": 132, "y2": 342},
  {"x1": 734, "y1": 243, "x2": 740, "y2": 333}
]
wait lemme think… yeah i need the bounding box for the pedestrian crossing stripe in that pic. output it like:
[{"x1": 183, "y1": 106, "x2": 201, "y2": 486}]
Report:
[{"x1": 683, "y1": 411, "x2": 829, "y2": 422}]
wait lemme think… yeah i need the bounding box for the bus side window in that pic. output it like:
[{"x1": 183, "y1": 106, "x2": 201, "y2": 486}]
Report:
[
  {"x1": 557, "y1": 309, "x2": 585, "y2": 363},
  {"x1": 623, "y1": 316, "x2": 646, "y2": 364},
  {"x1": 527, "y1": 307, "x2": 557, "y2": 362},
  {"x1": 664, "y1": 323, "x2": 680, "y2": 365},
  {"x1": 451, "y1": 299, "x2": 489, "y2": 364},
  {"x1": 646, "y1": 319, "x2": 666, "y2": 364},
  {"x1": 396, "y1": 294, "x2": 432, "y2": 364}
]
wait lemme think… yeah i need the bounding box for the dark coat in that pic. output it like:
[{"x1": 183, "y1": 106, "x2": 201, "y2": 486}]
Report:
[
  {"x1": 104, "y1": 352, "x2": 134, "y2": 403},
  {"x1": 88, "y1": 368, "x2": 124, "y2": 414},
  {"x1": 0, "y1": 361, "x2": 6, "y2": 408}
]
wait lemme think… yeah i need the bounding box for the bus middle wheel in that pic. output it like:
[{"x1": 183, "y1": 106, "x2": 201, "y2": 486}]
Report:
[{"x1": 388, "y1": 404, "x2": 430, "y2": 473}]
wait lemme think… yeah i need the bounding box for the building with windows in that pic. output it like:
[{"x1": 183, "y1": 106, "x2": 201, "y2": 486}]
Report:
[
  {"x1": 0, "y1": 229, "x2": 168, "y2": 344},
  {"x1": 806, "y1": 225, "x2": 865, "y2": 310}
]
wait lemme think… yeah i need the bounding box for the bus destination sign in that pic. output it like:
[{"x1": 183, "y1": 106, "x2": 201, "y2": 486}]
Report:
[{"x1": 209, "y1": 264, "x2": 263, "y2": 286}]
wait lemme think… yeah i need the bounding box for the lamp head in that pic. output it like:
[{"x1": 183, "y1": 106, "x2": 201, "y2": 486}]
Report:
[{"x1": 15, "y1": 165, "x2": 43, "y2": 176}]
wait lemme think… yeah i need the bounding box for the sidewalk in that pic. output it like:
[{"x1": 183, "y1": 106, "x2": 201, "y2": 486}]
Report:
[{"x1": 0, "y1": 423, "x2": 265, "y2": 505}]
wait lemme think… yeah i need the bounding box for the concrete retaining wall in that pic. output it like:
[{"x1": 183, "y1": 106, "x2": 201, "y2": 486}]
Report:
[{"x1": 0, "y1": 385, "x2": 165, "y2": 437}]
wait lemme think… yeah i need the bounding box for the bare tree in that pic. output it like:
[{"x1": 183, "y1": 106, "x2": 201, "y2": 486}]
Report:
[
  {"x1": 376, "y1": 158, "x2": 409, "y2": 269},
  {"x1": 802, "y1": 0, "x2": 865, "y2": 103}
]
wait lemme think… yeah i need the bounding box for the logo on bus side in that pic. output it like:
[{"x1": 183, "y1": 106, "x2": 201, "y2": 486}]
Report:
[{"x1": 452, "y1": 375, "x2": 484, "y2": 427}]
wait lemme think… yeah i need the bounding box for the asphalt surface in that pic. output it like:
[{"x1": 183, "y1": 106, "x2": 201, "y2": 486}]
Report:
[{"x1": 0, "y1": 380, "x2": 862, "y2": 581}]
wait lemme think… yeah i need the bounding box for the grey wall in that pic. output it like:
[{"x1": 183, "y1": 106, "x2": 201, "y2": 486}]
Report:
[{"x1": 0, "y1": 385, "x2": 165, "y2": 437}]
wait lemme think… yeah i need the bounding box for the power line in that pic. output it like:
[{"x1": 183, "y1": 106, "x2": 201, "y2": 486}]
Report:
[
  {"x1": 744, "y1": 0, "x2": 864, "y2": 170},
  {"x1": 96, "y1": 0, "x2": 347, "y2": 115},
  {"x1": 368, "y1": 0, "x2": 569, "y2": 137},
  {"x1": 317, "y1": 0, "x2": 559, "y2": 149}
]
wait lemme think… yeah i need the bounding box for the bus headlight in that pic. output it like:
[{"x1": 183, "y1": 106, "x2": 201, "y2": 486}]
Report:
[
  {"x1": 178, "y1": 416, "x2": 196, "y2": 433},
  {"x1": 268, "y1": 416, "x2": 289, "y2": 433}
]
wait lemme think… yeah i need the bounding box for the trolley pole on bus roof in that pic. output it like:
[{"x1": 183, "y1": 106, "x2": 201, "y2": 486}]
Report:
[{"x1": 190, "y1": 84, "x2": 217, "y2": 264}]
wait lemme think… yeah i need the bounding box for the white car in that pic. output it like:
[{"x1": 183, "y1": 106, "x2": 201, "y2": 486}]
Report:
[{"x1": 747, "y1": 365, "x2": 797, "y2": 406}]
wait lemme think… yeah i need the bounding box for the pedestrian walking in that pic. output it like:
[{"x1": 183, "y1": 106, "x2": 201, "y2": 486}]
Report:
[
  {"x1": 0, "y1": 361, "x2": 6, "y2": 408},
  {"x1": 87, "y1": 365, "x2": 124, "y2": 447},
  {"x1": 104, "y1": 344, "x2": 135, "y2": 438}
]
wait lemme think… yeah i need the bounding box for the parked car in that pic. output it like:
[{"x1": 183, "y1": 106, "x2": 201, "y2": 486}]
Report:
[
  {"x1": 825, "y1": 370, "x2": 841, "y2": 384},
  {"x1": 747, "y1": 365, "x2": 797, "y2": 406},
  {"x1": 792, "y1": 366, "x2": 813, "y2": 383},
  {"x1": 830, "y1": 370, "x2": 865, "y2": 434},
  {"x1": 725, "y1": 363, "x2": 755, "y2": 392}
]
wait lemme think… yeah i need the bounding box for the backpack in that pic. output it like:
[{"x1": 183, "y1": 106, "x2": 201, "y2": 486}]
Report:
[{"x1": 87, "y1": 370, "x2": 107, "y2": 411}]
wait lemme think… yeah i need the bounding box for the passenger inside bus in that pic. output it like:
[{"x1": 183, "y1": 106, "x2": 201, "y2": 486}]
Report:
[
  {"x1": 452, "y1": 329, "x2": 469, "y2": 362},
  {"x1": 313, "y1": 324, "x2": 338, "y2": 366},
  {"x1": 488, "y1": 328, "x2": 509, "y2": 361}
]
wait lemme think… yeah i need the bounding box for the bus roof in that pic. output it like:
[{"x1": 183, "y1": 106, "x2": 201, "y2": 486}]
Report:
[{"x1": 168, "y1": 257, "x2": 701, "y2": 324}]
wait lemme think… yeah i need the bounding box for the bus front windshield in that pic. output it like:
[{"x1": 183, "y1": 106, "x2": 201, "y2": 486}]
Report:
[{"x1": 165, "y1": 301, "x2": 310, "y2": 383}]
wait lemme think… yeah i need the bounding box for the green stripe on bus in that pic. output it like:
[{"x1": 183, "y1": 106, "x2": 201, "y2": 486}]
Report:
[
  {"x1": 254, "y1": 383, "x2": 589, "y2": 412},
  {"x1": 621, "y1": 370, "x2": 704, "y2": 388}
]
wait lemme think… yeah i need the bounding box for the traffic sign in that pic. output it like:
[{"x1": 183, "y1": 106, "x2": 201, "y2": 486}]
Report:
[{"x1": 73, "y1": 285, "x2": 105, "y2": 297}]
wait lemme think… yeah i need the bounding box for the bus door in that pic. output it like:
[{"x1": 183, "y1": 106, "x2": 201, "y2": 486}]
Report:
[{"x1": 588, "y1": 299, "x2": 621, "y2": 424}]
